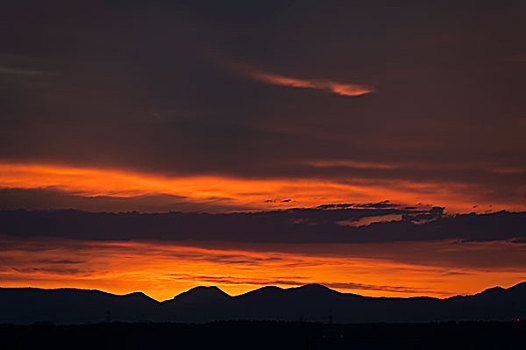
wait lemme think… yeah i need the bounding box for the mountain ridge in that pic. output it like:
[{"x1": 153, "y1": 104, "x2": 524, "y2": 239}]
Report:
[
  {"x1": 0, "y1": 281, "x2": 524, "y2": 324},
  {"x1": 2, "y1": 281, "x2": 525, "y2": 302}
]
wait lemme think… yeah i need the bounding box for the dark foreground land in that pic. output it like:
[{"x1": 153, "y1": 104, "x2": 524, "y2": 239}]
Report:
[{"x1": 0, "y1": 321, "x2": 523, "y2": 350}]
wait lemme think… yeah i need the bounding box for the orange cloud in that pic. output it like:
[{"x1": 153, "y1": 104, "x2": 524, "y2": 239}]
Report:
[
  {"x1": 0, "y1": 162, "x2": 523, "y2": 212},
  {"x1": 248, "y1": 70, "x2": 373, "y2": 97}
]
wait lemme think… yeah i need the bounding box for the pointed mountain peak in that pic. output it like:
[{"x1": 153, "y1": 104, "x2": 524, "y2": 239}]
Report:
[
  {"x1": 475, "y1": 281, "x2": 526, "y2": 297},
  {"x1": 122, "y1": 291, "x2": 158, "y2": 302},
  {"x1": 173, "y1": 286, "x2": 231, "y2": 303},
  {"x1": 186, "y1": 285, "x2": 228, "y2": 294},
  {"x1": 477, "y1": 286, "x2": 506, "y2": 296}
]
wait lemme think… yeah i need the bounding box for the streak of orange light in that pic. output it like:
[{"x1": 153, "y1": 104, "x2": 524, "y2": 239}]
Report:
[
  {"x1": 249, "y1": 71, "x2": 373, "y2": 96},
  {"x1": 1, "y1": 162, "x2": 523, "y2": 212}
]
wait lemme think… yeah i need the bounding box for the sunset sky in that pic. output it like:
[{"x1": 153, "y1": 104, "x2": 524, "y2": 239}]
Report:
[{"x1": 1, "y1": 1, "x2": 525, "y2": 300}]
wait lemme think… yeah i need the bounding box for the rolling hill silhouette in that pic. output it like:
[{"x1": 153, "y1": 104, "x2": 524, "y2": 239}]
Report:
[{"x1": 0, "y1": 282, "x2": 524, "y2": 324}]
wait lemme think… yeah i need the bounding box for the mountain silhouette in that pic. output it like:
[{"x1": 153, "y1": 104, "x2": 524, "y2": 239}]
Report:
[
  {"x1": 171, "y1": 286, "x2": 232, "y2": 304},
  {"x1": 0, "y1": 282, "x2": 524, "y2": 324}
]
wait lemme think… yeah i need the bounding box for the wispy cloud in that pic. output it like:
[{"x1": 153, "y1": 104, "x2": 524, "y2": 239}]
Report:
[{"x1": 248, "y1": 70, "x2": 373, "y2": 97}]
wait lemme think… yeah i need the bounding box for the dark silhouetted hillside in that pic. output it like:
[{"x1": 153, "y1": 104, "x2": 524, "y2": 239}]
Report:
[{"x1": 0, "y1": 282, "x2": 524, "y2": 325}]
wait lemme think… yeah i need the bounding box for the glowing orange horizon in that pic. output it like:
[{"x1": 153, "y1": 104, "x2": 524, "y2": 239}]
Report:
[
  {"x1": 1, "y1": 159, "x2": 523, "y2": 301},
  {"x1": 0, "y1": 162, "x2": 523, "y2": 213},
  {"x1": 1, "y1": 238, "x2": 524, "y2": 301}
]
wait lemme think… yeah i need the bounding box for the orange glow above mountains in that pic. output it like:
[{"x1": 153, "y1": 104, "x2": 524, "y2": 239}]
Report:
[
  {"x1": 0, "y1": 162, "x2": 522, "y2": 212},
  {"x1": 1, "y1": 163, "x2": 524, "y2": 300},
  {"x1": 1, "y1": 238, "x2": 524, "y2": 301}
]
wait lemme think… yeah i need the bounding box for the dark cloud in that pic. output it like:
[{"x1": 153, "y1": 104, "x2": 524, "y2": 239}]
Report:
[
  {"x1": 354, "y1": 200, "x2": 395, "y2": 209},
  {"x1": 35, "y1": 259, "x2": 84, "y2": 265},
  {"x1": 1, "y1": 208, "x2": 524, "y2": 244},
  {"x1": 0, "y1": 255, "x2": 92, "y2": 276},
  {"x1": 317, "y1": 203, "x2": 355, "y2": 209},
  {"x1": 8, "y1": 266, "x2": 90, "y2": 276},
  {"x1": 0, "y1": 188, "x2": 247, "y2": 213}
]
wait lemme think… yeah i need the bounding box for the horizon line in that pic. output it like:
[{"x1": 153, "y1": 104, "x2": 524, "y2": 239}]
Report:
[{"x1": 2, "y1": 281, "x2": 524, "y2": 303}]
